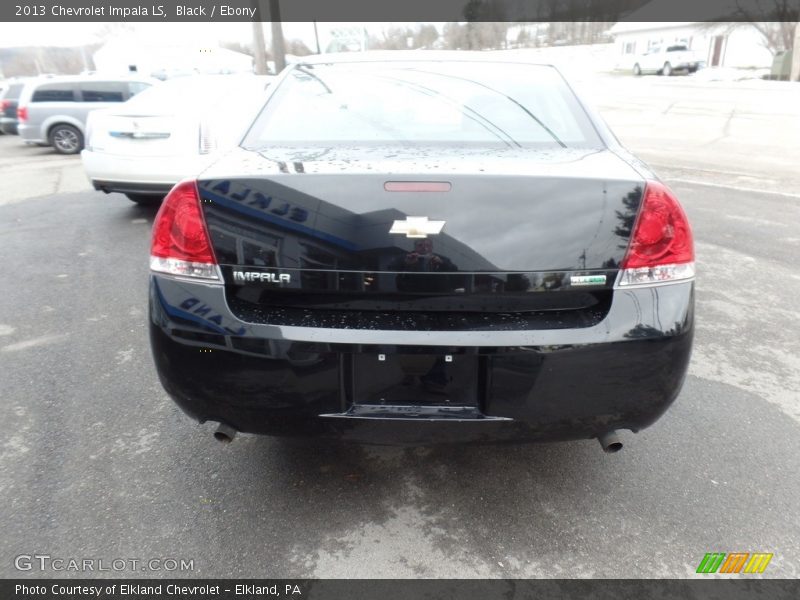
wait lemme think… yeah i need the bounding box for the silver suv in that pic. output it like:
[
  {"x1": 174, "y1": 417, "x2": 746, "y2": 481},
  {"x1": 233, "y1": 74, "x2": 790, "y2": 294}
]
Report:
[{"x1": 17, "y1": 75, "x2": 155, "y2": 154}]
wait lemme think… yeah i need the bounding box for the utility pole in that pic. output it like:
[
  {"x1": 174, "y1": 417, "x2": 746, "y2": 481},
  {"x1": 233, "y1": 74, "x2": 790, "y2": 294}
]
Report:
[
  {"x1": 791, "y1": 22, "x2": 800, "y2": 82},
  {"x1": 251, "y1": 0, "x2": 268, "y2": 74},
  {"x1": 252, "y1": 22, "x2": 268, "y2": 74},
  {"x1": 313, "y1": 21, "x2": 321, "y2": 54},
  {"x1": 269, "y1": 0, "x2": 286, "y2": 73}
]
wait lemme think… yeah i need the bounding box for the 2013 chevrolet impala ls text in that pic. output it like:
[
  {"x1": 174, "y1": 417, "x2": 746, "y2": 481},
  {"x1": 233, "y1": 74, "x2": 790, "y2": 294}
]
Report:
[{"x1": 148, "y1": 54, "x2": 694, "y2": 452}]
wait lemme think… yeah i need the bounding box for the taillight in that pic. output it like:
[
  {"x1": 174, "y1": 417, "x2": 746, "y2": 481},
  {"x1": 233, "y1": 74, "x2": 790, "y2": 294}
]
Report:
[
  {"x1": 0, "y1": 99, "x2": 9, "y2": 111},
  {"x1": 17, "y1": 106, "x2": 28, "y2": 121},
  {"x1": 617, "y1": 181, "x2": 695, "y2": 286},
  {"x1": 150, "y1": 180, "x2": 219, "y2": 280}
]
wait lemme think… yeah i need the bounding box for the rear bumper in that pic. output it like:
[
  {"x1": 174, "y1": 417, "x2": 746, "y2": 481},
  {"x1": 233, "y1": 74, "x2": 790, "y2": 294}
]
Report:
[
  {"x1": 149, "y1": 275, "x2": 694, "y2": 444},
  {"x1": 91, "y1": 180, "x2": 174, "y2": 196},
  {"x1": 0, "y1": 117, "x2": 18, "y2": 135},
  {"x1": 17, "y1": 123, "x2": 44, "y2": 144},
  {"x1": 81, "y1": 150, "x2": 209, "y2": 194}
]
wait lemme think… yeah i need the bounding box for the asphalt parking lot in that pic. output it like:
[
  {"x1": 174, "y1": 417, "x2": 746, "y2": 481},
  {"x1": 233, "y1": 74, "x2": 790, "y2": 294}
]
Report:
[{"x1": 1, "y1": 74, "x2": 799, "y2": 578}]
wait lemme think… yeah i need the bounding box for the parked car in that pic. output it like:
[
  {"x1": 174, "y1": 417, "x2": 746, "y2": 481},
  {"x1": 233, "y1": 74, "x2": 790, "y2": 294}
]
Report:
[
  {"x1": 0, "y1": 84, "x2": 7, "y2": 134},
  {"x1": 148, "y1": 54, "x2": 695, "y2": 451},
  {"x1": 82, "y1": 75, "x2": 273, "y2": 205},
  {"x1": 633, "y1": 45, "x2": 704, "y2": 76},
  {"x1": 16, "y1": 75, "x2": 155, "y2": 154},
  {"x1": 0, "y1": 80, "x2": 27, "y2": 135}
]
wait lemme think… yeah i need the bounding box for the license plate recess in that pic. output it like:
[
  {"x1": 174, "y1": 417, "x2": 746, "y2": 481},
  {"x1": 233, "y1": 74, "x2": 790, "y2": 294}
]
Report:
[{"x1": 352, "y1": 353, "x2": 479, "y2": 407}]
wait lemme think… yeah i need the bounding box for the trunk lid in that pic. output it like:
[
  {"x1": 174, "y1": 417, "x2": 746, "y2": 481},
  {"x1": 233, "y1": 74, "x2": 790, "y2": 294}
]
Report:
[
  {"x1": 88, "y1": 111, "x2": 199, "y2": 157},
  {"x1": 197, "y1": 146, "x2": 645, "y2": 323},
  {"x1": 2, "y1": 98, "x2": 18, "y2": 119},
  {"x1": 2, "y1": 84, "x2": 23, "y2": 119}
]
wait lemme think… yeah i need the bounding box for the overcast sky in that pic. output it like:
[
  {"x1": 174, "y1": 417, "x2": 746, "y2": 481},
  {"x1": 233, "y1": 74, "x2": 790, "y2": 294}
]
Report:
[{"x1": 0, "y1": 22, "x2": 438, "y2": 50}]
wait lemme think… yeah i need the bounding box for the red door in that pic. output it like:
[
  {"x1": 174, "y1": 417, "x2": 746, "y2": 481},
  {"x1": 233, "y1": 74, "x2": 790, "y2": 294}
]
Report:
[{"x1": 711, "y1": 36, "x2": 725, "y2": 66}]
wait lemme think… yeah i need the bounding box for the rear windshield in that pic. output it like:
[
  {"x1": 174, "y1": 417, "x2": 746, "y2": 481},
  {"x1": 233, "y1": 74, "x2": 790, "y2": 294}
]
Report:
[
  {"x1": 243, "y1": 62, "x2": 602, "y2": 149},
  {"x1": 667, "y1": 45, "x2": 689, "y2": 52},
  {"x1": 4, "y1": 84, "x2": 25, "y2": 100}
]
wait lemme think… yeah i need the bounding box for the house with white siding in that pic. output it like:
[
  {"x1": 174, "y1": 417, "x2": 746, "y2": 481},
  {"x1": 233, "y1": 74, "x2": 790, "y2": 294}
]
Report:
[
  {"x1": 607, "y1": 0, "x2": 783, "y2": 72},
  {"x1": 609, "y1": 21, "x2": 775, "y2": 71}
]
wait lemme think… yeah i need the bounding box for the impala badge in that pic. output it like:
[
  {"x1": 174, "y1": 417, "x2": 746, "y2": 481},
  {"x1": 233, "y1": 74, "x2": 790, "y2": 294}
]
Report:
[
  {"x1": 389, "y1": 216, "x2": 445, "y2": 238},
  {"x1": 233, "y1": 271, "x2": 291, "y2": 284}
]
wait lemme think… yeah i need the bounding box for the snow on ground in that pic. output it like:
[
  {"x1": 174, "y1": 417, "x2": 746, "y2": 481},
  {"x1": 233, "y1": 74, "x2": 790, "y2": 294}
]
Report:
[{"x1": 689, "y1": 66, "x2": 771, "y2": 81}]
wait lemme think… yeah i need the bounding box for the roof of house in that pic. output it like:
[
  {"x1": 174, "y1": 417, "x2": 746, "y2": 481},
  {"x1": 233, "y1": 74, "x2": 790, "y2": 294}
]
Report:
[
  {"x1": 608, "y1": 22, "x2": 697, "y2": 36},
  {"x1": 608, "y1": 0, "x2": 764, "y2": 35}
]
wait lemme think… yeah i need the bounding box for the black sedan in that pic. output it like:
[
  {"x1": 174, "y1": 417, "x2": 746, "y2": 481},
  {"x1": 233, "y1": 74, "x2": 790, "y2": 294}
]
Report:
[{"x1": 148, "y1": 54, "x2": 694, "y2": 452}]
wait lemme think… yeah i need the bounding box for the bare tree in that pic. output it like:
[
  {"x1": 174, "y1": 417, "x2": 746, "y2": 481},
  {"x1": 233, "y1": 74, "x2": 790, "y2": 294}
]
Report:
[
  {"x1": 372, "y1": 26, "x2": 416, "y2": 50},
  {"x1": 416, "y1": 24, "x2": 440, "y2": 48},
  {"x1": 442, "y1": 22, "x2": 468, "y2": 50},
  {"x1": 792, "y1": 23, "x2": 800, "y2": 79},
  {"x1": 440, "y1": 22, "x2": 509, "y2": 50},
  {"x1": 0, "y1": 46, "x2": 88, "y2": 77},
  {"x1": 732, "y1": 0, "x2": 799, "y2": 54},
  {"x1": 747, "y1": 21, "x2": 798, "y2": 54},
  {"x1": 286, "y1": 39, "x2": 313, "y2": 57},
  {"x1": 369, "y1": 24, "x2": 442, "y2": 51}
]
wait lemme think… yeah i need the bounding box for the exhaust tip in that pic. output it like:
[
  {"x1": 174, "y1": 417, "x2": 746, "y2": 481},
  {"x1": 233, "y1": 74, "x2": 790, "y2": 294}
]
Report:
[
  {"x1": 212, "y1": 422, "x2": 237, "y2": 444},
  {"x1": 598, "y1": 431, "x2": 623, "y2": 453}
]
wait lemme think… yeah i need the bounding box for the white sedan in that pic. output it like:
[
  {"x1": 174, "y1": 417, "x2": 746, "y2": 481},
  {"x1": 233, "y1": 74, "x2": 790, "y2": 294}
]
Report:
[{"x1": 81, "y1": 74, "x2": 272, "y2": 205}]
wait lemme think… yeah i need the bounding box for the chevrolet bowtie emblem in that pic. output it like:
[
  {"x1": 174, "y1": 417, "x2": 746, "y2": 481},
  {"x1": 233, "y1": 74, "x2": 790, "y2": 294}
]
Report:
[{"x1": 389, "y1": 216, "x2": 446, "y2": 238}]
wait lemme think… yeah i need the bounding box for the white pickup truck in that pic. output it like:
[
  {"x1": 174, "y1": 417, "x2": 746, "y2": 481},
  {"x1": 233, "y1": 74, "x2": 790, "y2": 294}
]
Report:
[{"x1": 633, "y1": 45, "x2": 704, "y2": 76}]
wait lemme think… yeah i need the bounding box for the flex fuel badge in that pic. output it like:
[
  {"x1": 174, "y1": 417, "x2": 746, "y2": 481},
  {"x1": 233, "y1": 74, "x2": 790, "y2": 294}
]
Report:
[{"x1": 570, "y1": 275, "x2": 607, "y2": 286}]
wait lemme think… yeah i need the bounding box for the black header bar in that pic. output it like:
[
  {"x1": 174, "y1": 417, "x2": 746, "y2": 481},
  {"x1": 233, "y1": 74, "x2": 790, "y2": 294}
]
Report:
[{"x1": 2, "y1": 0, "x2": 799, "y2": 22}]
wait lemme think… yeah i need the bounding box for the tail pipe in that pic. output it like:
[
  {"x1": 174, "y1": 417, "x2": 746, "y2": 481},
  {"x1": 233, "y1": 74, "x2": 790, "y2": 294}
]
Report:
[
  {"x1": 598, "y1": 431, "x2": 623, "y2": 453},
  {"x1": 212, "y1": 422, "x2": 237, "y2": 444}
]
